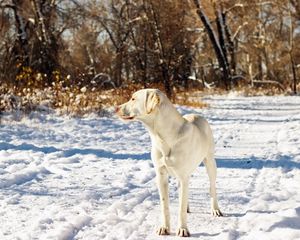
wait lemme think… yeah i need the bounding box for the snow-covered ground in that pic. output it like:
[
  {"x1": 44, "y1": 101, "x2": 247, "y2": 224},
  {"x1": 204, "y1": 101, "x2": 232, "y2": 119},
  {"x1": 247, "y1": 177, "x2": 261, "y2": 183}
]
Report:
[{"x1": 1, "y1": 95, "x2": 300, "y2": 240}]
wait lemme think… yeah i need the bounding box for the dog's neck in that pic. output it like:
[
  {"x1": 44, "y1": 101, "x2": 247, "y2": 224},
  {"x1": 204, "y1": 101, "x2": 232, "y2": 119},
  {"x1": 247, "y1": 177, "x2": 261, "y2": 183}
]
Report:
[{"x1": 141, "y1": 100, "x2": 185, "y2": 146}]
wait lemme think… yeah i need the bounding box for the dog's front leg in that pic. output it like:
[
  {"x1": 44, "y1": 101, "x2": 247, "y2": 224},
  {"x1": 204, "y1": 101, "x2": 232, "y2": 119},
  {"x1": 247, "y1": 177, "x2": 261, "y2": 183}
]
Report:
[
  {"x1": 156, "y1": 167, "x2": 170, "y2": 235},
  {"x1": 177, "y1": 178, "x2": 190, "y2": 237}
]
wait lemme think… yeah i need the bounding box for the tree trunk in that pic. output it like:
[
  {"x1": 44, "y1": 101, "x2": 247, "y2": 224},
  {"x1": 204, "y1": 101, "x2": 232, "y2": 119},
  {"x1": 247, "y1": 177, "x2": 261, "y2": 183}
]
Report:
[
  {"x1": 258, "y1": 54, "x2": 263, "y2": 80},
  {"x1": 193, "y1": 0, "x2": 231, "y2": 90},
  {"x1": 30, "y1": 0, "x2": 59, "y2": 83},
  {"x1": 161, "y1": 62, "x2": 172, "y2": 98},
  {"x1": 30, "y1": 0, "x2": 49, "y2": 43},
  {"x1": 115, "y1": 50, "x2": 123, "y2": 87},
  {"x1": 216, "y1": 9, "x2": 228, "y2": 67},
  {"x1": 223, "y1": 12, "x2": 236, "y2": 76},
  {"x1": 11, "y1": 1, "x2": 29, "y2": 66},
  {"x1": 142, "y1": 25, "x2": 148, "y2": 87},
  {"x1": 290, "y1": 53, "x2": 297, "y2": 94},
  {"x1": 148, "y1": 0, "x2": 173, "y2": 97},
  {"x1": 288, "y1": 1, "x2": 297, "y2": 94}
]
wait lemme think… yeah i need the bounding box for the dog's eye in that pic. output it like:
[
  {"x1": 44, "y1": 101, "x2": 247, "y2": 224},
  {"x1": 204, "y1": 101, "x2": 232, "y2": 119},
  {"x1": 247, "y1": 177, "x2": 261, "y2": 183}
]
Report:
[{"x1": 131, "y1": 97, "x2": 135, "y2": 101}]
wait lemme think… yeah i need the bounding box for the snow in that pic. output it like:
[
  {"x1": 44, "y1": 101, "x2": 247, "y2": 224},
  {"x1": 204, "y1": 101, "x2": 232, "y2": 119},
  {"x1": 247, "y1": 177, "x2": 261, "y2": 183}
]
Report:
[{"x1": 1, "y1": 95, "x2": 300, "y2": 239}]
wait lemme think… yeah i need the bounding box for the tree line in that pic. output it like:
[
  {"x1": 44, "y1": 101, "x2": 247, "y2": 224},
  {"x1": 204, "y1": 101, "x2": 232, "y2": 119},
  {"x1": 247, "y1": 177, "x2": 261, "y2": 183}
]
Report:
[{"x1": 0, "y1": 0, "x2": 299, "y2": 97}]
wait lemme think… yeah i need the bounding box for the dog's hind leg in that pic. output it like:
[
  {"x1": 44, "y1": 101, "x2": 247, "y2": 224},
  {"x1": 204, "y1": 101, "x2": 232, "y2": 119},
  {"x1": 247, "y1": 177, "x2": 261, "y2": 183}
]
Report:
[{"x1": 203, "y1": 154, "x2": 223, "y2": 217}]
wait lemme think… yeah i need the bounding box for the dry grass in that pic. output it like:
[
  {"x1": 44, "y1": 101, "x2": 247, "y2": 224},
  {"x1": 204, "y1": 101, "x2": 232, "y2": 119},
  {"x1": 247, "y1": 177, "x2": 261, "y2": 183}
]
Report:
[
  {"x1": 1, "y1": 81, "x2": 296, "y2": 118},
  {"x1": 102, "y1": 83, "x2": 210, "y2": 108},
  {"x1": 173, "y1": 90, "x2": 209, "y2": 108},
  {"x1": 0, "y1": 82, "x2": 210, "y2": 118},
  {"x1": 0, "y1": 84, "x2": 105, "y2": 117}
]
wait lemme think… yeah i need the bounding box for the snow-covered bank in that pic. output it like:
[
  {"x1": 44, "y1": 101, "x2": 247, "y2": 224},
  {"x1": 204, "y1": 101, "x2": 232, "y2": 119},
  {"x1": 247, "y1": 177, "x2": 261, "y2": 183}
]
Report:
[{"x1": 1, "y1": 96, "x2": 300, "y2": 240}]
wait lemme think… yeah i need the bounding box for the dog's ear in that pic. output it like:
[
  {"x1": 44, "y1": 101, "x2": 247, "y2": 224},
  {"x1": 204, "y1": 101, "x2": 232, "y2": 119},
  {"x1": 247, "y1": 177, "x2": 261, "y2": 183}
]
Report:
[{"x1": 145, "y1": 91, "x2": 160, "y2": 114}]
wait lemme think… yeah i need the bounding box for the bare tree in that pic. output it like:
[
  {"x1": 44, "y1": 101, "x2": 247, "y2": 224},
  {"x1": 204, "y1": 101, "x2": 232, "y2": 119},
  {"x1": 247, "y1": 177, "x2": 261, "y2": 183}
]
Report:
[
  {"x1": 193, "y1": 0, "x2": 233, "y2": 89},
  {"x1": 288, "y1": 0, "x2": 298, "y2": 94},
  {"x1": 1, "y1": 0, "x2": 299, "y2": 95},
  {"x1": 0, "y1": 0, "x2": 63, "y2": 87}
]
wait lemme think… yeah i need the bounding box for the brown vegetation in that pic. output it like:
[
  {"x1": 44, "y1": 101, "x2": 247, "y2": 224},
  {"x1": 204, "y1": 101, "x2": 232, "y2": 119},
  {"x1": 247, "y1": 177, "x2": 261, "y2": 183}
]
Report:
[{"x1": 0, "y1": 0, "x2": 299, "y2": 115}]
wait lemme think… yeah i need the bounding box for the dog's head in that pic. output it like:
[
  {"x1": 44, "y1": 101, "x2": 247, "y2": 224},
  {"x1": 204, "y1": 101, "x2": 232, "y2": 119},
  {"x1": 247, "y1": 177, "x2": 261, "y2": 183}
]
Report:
[{"x1": 115, "y1": 89, "x2": 162, "y2": 121}]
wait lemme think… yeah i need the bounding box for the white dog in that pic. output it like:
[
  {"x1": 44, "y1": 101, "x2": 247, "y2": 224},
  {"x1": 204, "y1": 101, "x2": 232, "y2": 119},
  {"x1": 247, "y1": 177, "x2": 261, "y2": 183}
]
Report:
[{"x1": 116, "y1": 89, "x2": 222, "y2": 237}]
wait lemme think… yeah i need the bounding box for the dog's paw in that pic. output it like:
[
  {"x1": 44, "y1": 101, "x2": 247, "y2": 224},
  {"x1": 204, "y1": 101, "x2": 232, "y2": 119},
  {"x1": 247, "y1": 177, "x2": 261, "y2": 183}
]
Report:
[
  {"x1": 212, "y1": 208, "x2": 223, "y2": 217},
  {"x1": 176, "y1": 228, "x2": 190, "y2": 237},
  {"x1": 157, "y1": 227, "x2": 170, "y2": 235}
]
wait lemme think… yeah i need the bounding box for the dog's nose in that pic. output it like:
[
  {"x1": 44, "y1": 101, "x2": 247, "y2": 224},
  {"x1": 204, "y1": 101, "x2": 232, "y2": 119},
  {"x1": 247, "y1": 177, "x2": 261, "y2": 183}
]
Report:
[{"x1": 115, "y1": 106, "x2": 120, "y2": 113}]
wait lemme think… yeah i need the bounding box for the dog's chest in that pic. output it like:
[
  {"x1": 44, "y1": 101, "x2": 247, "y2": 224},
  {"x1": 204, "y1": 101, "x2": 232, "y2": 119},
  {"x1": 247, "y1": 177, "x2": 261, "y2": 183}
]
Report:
[
  {"x1": 153, "y1": 135, "x2": 171, "y2": 157},
  {"x1": 152, "y1": 135, "x2": 184, "y2": 171}
]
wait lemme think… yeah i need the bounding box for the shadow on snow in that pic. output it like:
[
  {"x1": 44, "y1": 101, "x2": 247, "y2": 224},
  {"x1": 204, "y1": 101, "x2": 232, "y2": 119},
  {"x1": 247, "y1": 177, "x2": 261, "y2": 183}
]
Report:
[
  {"x1": 1, "y1": 142, "x2": 299, "y2": 170},
  {"x1": 0, "y1": 142, "x2": 150, "y2": 160}
]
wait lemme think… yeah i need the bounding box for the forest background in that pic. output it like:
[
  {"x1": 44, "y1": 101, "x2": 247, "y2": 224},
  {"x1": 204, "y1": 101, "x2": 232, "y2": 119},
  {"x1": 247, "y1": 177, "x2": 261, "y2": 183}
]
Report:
[{"x1": 0, "y1": 0, "x2": 299, "y2": 115}]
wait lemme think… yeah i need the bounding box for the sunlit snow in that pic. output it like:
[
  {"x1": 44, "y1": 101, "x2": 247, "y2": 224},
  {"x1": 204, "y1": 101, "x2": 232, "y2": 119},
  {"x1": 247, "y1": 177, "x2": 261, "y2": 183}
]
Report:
[{"x1": 1, "y1": 95, "x2": 300, "y2": 239}]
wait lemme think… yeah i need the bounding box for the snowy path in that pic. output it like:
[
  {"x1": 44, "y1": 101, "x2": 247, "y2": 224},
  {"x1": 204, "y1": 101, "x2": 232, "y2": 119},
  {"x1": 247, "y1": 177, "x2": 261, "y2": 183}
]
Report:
[{"x1": 1, "y1": 96, "x2": 300, "y2": 240}]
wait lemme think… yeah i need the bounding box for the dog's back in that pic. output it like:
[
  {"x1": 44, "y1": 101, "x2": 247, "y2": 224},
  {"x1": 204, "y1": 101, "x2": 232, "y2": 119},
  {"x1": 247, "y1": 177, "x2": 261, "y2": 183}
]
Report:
[{"x1": 183, "y1": 114, "x2": 215, "y2": 154}]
